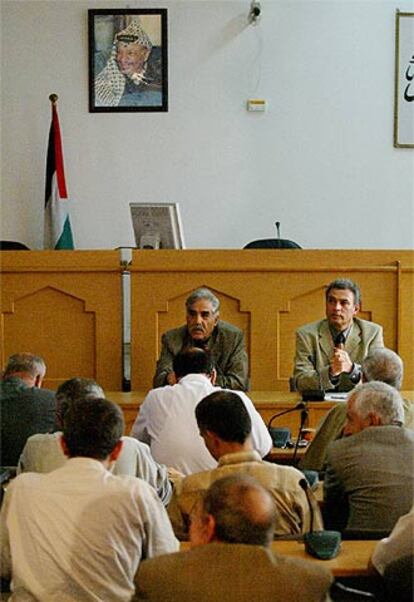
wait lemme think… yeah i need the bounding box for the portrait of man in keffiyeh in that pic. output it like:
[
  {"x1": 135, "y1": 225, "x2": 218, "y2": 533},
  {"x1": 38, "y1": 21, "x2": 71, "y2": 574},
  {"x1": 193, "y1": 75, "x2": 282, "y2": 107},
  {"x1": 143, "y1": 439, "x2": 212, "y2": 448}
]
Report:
[{"x1": 94, "y1": 17, "x2": 163, "y2": 108}]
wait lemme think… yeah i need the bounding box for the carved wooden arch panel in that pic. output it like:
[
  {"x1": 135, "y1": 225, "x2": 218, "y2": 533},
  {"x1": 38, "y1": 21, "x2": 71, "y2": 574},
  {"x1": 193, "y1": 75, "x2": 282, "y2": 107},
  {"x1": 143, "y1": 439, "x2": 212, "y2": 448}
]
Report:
[{"x1": 2, "y1": 286, "x2": 96, "y2": 389}]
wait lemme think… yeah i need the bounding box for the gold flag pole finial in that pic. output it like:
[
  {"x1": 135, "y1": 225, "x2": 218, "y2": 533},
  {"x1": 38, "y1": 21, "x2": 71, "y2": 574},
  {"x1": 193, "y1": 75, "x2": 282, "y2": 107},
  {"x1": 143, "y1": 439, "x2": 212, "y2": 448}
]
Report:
[{"x1": 49, "y1": 94, "x2": 58, "y2": 105}]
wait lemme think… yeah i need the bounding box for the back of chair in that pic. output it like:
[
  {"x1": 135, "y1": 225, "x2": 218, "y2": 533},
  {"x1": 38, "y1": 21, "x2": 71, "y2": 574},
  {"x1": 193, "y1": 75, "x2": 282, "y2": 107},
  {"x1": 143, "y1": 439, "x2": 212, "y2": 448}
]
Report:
[
  {"x1": 244, "y1": 238, "x2": 301, "y2": 249},
  {"x1": 342, "y1": 529, "x2": 391, "y2": 540},
  {"x1": 0, "y1": 240, "x2": 30, "y2": 250},
  {"x1": 383, "y1": 555, "x2": 414, "y2": 602},
  {"x1": 330, "y1": 581, "x2": 377, "y2": 601}
]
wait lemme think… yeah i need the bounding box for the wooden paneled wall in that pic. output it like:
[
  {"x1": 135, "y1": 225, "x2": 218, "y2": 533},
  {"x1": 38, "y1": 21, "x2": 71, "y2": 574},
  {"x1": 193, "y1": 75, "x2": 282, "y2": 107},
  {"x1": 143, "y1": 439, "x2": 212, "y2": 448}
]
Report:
[
  {"x1": 130, "y1": 250, "x2": 414, "y2": 390},
  {"x1": 1, "y1": 250, "x2": 412, "y2": 392},
  {"x1": 0, "y1": 251, "x2": 123, "y2": 390}
]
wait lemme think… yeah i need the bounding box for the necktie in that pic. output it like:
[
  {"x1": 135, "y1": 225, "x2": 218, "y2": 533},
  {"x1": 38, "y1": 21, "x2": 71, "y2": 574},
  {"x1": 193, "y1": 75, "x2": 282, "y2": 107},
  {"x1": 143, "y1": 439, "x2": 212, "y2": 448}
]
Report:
[{"x1": 335, "y1": 332, "x2": 346, "y2": 349}]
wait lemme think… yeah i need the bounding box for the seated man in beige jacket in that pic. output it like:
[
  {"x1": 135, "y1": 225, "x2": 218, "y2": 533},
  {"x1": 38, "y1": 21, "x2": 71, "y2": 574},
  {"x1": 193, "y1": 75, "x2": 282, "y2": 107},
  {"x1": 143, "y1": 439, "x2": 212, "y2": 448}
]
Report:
[
  {"x1": 292, "y1": 278, "x2": 383, "y2": 392},
  {"x1": 134, "y1": 474, "x2": 332, "y2": 602},
  {"x1": 167, "y1": 391, "x2": 323, "y2": 540}
]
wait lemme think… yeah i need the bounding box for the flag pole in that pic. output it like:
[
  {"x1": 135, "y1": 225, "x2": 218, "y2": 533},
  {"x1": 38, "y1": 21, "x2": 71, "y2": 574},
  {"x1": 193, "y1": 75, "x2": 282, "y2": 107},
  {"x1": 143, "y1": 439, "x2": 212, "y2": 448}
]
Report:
[{"x1": 44, "y1": 93, "x2": 74, "y2": 249}]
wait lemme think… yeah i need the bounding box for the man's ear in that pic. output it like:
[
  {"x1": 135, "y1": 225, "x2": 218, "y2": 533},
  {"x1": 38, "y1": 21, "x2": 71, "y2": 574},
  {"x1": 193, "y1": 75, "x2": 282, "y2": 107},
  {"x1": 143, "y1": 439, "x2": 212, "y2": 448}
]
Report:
[
  {"x1": 209, "y1": 368, "x2": 217, "y2": 385},
  {"x1": 109, "y1": 439, "x2": 123, "y2": 462},
  {"x1": 353, "y1": 304, "x2": 360, "y2": 316},
  {"x1": 60, "y1": 435, "x2": 70, "y2": 457},
  {"x1": 203, "y1": 513, "x2": 217, "y2": 543},
  {"x1": 366, "y1": 413, "x2": 382, "y2": 427},
  {"x1": 34, "y1": 374, "x2": 43, "y2": 388}
]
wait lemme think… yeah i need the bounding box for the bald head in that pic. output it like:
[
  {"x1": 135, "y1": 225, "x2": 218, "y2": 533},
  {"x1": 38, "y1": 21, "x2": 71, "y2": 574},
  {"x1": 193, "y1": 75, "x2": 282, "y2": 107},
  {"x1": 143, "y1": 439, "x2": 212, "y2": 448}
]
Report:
[{"x1": 190, "y1": 474, "x2": 276, "y2": 548}]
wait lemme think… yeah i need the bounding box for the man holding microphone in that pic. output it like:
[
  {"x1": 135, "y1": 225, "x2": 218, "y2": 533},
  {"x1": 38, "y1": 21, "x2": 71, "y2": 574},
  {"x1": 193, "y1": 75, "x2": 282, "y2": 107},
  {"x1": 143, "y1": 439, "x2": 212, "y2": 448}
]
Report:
[{"x1": 292, "y1": 279, "x2": 384, "y2": 392}]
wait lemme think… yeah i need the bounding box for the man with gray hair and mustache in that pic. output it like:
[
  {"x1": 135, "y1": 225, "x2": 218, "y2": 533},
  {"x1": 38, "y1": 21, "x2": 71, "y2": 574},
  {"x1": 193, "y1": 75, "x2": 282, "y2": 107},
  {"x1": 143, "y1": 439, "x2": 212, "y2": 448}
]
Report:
[
  {"x1": 153, "y1": 287, "x2": 249, "y2": 391},
  {"x1": 323, "y1": 381, "x2": 414, "y2": 534}
]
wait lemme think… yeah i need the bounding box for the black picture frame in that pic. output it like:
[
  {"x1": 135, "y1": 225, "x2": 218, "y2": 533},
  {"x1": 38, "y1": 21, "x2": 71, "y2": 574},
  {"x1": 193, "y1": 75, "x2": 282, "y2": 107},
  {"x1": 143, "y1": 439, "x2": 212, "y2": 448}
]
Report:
[{"x1": 88, "y1": 9, "x2": 168, "y2": 112}]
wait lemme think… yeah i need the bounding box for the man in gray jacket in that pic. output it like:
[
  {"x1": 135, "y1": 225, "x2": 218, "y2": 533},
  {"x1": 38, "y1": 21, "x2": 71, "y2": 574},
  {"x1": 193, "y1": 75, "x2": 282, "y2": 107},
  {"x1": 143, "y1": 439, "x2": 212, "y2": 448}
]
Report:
[{"x1": 323, "y1": 381, "x2": 414, "y2": 533}]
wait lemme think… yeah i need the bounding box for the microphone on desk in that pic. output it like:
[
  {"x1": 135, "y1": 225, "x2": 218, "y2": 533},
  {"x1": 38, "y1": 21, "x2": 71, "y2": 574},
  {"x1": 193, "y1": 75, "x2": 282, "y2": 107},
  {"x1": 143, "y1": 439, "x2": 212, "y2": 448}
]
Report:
[
  {"x1": 299, "y1": 478, "x2": 341, "y2": 560},
  {"x1": 267, "y1": 403, "x2": 307, "y2": 449}
]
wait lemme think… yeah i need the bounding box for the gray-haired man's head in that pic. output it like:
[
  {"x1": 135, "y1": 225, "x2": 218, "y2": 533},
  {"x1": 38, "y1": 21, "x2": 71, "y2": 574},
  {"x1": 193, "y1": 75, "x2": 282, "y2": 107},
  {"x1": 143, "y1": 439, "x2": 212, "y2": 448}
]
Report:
[
  {"x1": 344, "y1": 381, "x2": 404, "y2": 436},
  {"x1": 362, "y1": 348, "x2": 403, "y2": 390},
  {"x1": 185, "y1": 288, "x2": 220, "y2": 343}
]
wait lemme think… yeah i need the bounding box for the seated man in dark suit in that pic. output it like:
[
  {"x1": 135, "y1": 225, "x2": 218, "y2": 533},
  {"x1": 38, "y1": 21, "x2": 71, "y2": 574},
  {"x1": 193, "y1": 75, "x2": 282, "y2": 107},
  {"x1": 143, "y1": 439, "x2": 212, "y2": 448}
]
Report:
[
  {"x1": 153, "y1": 287, "x2": 249, "y2": 391},
  {"x1": 0, "y1": 353, "x2": 58, "y2": 466},
  {"x1": 323, "y1": 381, "x2": 414, "y2": 534},
  {"x1": 292, "y1": 279, "x2": 383, "y2": 392},
  {"x1": 134, "y1": 474, "x2": 332, "y2": 602}
]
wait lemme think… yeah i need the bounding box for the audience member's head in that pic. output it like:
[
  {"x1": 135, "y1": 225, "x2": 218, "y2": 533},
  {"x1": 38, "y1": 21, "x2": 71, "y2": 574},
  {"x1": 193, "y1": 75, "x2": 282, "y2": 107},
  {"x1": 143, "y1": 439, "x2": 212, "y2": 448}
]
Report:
[
  {"x1": 344, "y1": 381, "x2": 404, "y2": 436},
  {"x1": 62, "y1": 397, "x2": 124, "y2": 461},
  {"x1": 55, "y1": 377, "x2": 104, "y2": 426},
  {"x1": 3, "y1": 353, "x2": 46, "y2": 387},
  {"x1": 195, "y1": 391, "x2": 252, "y2": 459},
  {"x1": 190, "y1": 474, "x2": 276, "y2": 548},
  {"x1": 362, "y1": 348, "x2": 403, "y2": 390},
  {"x1": 173, "y1": 348, "x2": 215, "y2": 380}
]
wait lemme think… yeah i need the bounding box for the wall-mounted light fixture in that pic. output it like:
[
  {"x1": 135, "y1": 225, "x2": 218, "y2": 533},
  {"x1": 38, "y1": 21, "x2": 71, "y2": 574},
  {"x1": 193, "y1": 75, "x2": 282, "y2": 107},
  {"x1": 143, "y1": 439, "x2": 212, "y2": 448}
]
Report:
[{"x1": 249, "y1": 1, "x2": 261, "y2": 25}]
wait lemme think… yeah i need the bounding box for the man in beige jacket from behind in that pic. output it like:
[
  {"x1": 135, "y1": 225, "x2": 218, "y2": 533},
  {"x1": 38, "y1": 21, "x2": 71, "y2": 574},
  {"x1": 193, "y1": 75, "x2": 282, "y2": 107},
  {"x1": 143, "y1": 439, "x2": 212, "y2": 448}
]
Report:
[{"x1": 167, "y1": 390, "x2": 323, "y2": 540}]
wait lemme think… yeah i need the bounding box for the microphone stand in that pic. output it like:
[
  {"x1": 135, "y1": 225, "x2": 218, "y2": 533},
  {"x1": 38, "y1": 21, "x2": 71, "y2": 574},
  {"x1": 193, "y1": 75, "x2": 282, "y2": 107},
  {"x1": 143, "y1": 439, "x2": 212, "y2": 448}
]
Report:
[
  {"x1": 267, "y1": 403, "x2": 307, "y2": 430},
  {"x1": 267, "y1": 403, "x2": 308, "y2": 465},
  {"x1": 293, "y1": 405, "x2": 309, "y2": 464}
]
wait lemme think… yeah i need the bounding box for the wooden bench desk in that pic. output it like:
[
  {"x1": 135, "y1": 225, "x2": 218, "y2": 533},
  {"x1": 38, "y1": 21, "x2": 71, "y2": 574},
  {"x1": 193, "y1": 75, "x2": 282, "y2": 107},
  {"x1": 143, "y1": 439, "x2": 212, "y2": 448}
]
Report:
[
  {"x1": 180, "y1": 539, "x2": 378, "y2": 577},
  {"x1": 107, "y1": 391, "x2": 337, "y2": 435}
]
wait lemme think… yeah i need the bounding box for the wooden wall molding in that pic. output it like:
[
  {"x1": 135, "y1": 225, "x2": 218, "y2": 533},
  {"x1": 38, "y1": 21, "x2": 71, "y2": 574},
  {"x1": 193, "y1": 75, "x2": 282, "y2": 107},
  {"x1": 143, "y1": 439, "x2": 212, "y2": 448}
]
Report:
[
  {"x1": 129, "y1": 250, "x2": 414, "y2": 390},
  {"x1": 0, "y1": 250, "x2": 123, "y2": 390},
  {"x1": 1, "y1": 250, "x2": 412, "y2": 392}
]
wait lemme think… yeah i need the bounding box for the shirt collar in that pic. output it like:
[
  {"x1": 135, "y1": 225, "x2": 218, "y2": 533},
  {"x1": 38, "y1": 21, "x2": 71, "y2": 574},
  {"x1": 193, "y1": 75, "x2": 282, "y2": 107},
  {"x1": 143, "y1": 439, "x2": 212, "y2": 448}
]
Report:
[{"x1": 218, "y1": 450, "x2": 262, "y2": 466}]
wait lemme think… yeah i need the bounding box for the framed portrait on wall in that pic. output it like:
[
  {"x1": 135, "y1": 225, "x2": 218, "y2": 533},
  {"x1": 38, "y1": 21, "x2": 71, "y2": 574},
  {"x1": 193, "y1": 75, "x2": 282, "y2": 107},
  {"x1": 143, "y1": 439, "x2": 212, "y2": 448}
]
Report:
[
  {"x1": 394, "y1": 11, "x2": 414, "y2": 147},
  {"x1": 88, "y1": 9, "x2": 168, "y2": 112}
]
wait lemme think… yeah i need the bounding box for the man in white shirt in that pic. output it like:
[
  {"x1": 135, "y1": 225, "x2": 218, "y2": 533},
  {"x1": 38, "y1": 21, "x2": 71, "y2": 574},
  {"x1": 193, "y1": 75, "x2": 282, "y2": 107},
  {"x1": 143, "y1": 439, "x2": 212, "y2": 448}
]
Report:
[
  {"x1": 1, "y1": 397, "x2": 178, "y2": 601},
  {"x1": 17, "y1": 377, "x2": 172, "y2": 505},
  {"x1": 371, "y1": 503, "x2": 414, "y2": 575},
  {"x1": 131, "y1": 348, "x2": 272, "y2": 475}
]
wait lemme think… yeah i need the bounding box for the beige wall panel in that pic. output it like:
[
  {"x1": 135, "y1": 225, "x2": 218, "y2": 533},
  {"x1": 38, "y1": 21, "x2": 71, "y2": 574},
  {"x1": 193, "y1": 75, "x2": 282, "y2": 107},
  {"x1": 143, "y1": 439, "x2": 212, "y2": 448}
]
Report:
[
  {"x1": 0, "y1": 251, "x2": 123, "y2": 390},
  {"x1": 130, "y1": 250, "x2": 413, "y2": 391},
  {"x1": 3, "y1": 287, "x2": 95, "y2": 388}
]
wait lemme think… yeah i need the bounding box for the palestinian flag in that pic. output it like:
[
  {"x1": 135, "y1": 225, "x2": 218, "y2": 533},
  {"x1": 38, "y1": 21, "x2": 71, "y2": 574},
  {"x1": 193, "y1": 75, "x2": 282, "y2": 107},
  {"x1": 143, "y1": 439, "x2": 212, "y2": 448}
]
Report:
[{"x1": 44, "y1": 101, "x2": 74, "y2": 249}]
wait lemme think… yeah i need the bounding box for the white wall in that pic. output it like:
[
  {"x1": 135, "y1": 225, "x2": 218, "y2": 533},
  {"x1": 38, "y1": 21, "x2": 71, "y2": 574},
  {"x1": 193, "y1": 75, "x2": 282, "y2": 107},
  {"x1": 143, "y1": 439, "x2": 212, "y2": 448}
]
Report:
[{"x1": 1, "y1": 0, "x2": 413, "y2": 250}]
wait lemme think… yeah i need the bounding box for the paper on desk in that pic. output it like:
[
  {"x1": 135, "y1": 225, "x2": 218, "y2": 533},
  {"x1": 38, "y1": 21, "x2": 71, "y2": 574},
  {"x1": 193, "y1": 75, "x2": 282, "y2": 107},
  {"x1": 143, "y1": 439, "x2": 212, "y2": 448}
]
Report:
[{"x1": 324, "y1": 392, "x2": 348, "y2": 402}]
